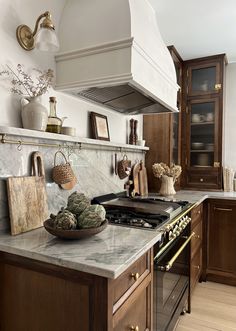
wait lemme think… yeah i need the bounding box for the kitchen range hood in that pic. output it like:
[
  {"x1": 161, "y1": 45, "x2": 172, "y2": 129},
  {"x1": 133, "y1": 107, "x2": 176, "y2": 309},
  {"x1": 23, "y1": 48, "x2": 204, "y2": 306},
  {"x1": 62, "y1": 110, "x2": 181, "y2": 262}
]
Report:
[{"x1": 55, "y1": 0, "x2": 179, "y2": 114}]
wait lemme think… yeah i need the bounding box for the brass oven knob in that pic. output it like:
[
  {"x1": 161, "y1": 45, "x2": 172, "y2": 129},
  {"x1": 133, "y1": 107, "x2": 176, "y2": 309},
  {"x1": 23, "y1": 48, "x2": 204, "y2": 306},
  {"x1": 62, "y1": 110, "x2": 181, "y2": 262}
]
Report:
[
  {"x1": 131, "y1": 272, "x2": 140, "y2": 281},
  {"x1": 130, "y1": 326, "x2": 139, "y2": 331}
]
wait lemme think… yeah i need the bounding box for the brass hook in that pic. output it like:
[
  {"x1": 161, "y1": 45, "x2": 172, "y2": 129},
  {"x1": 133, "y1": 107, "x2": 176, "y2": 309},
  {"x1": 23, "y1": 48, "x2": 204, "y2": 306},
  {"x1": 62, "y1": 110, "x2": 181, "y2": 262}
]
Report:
[{"x1": 17, "y1": 141, "x2": 22, "y2": 151}]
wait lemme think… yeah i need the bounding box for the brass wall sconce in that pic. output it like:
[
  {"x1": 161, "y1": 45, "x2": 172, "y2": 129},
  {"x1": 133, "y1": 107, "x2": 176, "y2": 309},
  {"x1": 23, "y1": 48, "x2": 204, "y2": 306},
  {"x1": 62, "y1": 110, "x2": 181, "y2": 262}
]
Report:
[{"x1": 16, "y1": 11, "x2": 59, "y2": 52}]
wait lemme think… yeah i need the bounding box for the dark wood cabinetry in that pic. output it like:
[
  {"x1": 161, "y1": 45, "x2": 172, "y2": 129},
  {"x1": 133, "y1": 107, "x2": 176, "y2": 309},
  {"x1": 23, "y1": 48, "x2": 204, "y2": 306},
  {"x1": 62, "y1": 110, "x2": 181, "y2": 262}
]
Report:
[
  {"x1": 190, "y1": 203, "x2": 203, "y2": 296},
  {"x1": 143, "y1": 46, "x2": 183, "y2": 192},
  {"x1": 182, "y1": 54, "x2": 226, "y2": 190},
  {"x1": 204, "y1": 199, "x2": 236, "y2": 286},
  {"x1": 0, "y1": 249, "x2": 153, "y2": 331}
]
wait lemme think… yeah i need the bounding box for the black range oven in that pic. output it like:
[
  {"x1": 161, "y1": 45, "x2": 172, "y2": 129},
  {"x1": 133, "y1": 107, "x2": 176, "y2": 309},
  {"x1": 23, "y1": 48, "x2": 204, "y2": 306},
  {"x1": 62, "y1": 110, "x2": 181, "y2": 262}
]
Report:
[
  {"x1": 153, "y1": 222, "x2": 194, "y2": 331},
  {"x1": 92, "y1": 193, "x2": 194, "y2": 331}
]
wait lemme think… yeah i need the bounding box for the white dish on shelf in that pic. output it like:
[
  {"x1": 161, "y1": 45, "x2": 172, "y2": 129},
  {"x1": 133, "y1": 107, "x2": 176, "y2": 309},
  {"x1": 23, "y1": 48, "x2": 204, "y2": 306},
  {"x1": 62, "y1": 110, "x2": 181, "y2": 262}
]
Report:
[{"x1": 191, "y1": 142, "x2": 204, "y2": 150}]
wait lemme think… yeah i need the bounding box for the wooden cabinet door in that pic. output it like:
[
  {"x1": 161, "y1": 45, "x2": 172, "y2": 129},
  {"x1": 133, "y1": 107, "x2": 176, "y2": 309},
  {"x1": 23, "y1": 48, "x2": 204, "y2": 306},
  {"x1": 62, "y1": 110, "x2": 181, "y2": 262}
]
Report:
[
  {"x1": 186, "y1": 60, "x2": 222, "y2": 97},
  {"x1": 183, "y1": 97, "x2": 222, "y2": 189},
  {"x1": 206, "y1": 199, "x2": 236, "y2": 285},
  {"x1": 181, "y1": 54, "x2": 226, "y2": 190},
  {"x1": 112, "y1": 274, "x2": 152, "y2": 331},
  {"x1": 143, "y1": 46, "x2": 183, "y2": 193}
]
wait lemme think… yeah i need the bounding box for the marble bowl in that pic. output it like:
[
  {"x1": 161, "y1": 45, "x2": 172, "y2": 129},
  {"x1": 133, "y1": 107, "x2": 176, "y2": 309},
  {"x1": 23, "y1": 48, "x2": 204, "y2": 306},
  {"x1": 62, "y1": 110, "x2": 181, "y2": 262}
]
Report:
[{"x1": 43, "y1": 219, "x2": 108, "y2": 240}]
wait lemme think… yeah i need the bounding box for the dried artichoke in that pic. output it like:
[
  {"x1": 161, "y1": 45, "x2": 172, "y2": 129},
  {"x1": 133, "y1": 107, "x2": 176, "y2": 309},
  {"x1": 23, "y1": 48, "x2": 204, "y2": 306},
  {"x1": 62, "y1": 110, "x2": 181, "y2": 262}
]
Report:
[
  {"x1": 52, "y1": 209, "x2": 77, "y2": 230},
  {"x1": 77, "y1": 205, "x2": 106, "y2": 229},
  {"x1": 67, "y1": 191, "x2": 90, "y2": 215}
]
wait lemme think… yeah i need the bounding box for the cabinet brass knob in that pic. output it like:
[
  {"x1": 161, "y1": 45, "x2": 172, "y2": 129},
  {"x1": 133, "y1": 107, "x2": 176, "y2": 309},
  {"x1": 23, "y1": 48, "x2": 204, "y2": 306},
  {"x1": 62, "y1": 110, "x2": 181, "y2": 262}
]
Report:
[
  {"x1": 200, "y1": 178, "x2": 204, "y2": 182},
  {"x1": 214, "y1": 83, "x2": 222, "y2": 90},
  {"x1": 130, "y1": 326, "x2": 139, "y2": 331},
  {"x1": 197, "y1": 210, "x2": 201, "y2": 214},
  {"x1": 131, "y1": 272, "x2": 140, "y2": 281},
  {"x1": 194, "y1": 265, "x2": 200, "y2": 270}
]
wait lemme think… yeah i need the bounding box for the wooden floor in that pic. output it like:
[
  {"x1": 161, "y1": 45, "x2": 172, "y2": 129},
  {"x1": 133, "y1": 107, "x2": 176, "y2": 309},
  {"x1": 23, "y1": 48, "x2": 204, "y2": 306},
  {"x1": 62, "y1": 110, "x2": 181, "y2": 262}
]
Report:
[{"x1": 175, "y1": 281, "x2": 236, "y2": 331}]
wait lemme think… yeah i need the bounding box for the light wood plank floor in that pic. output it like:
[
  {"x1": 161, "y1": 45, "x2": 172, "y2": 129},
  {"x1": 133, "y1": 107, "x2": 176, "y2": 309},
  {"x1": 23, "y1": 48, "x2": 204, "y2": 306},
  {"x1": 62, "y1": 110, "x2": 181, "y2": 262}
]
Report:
[{"x1": 175, "y1": 282, "x2": 236, "y2": 331}]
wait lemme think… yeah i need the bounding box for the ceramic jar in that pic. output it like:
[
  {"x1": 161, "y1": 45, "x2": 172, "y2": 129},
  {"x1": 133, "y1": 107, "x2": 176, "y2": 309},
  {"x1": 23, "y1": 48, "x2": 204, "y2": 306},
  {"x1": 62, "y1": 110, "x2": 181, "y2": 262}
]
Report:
[
  {"x1": 21, "y1": 96, "x2": 48, "y2": 131},
  {"x1": 159, "y1": 175, "x2": 176, "y2": 196}
]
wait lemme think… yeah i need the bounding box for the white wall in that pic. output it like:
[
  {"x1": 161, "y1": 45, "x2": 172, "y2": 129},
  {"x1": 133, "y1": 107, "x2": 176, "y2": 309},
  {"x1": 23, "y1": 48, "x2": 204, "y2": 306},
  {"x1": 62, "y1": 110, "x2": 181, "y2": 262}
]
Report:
[
  {"x1": 0, "y1": 0, "x2": 143, "y2": 144},
  {"x1": 224, "y1": 62, "x2": 236, "y2": 170}
]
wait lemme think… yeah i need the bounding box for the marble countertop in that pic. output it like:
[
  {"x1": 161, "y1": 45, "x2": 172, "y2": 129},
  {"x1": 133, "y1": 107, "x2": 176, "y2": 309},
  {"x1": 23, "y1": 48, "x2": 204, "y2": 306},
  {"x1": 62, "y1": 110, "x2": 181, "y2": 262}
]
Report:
[
  {"x1": 0, "y1": 189, "x2": 236, "y2": 279},
  {"x1": 0, "y1": 224, "x2": 161, "y2": 279},
  {"x1": 172, "y1": 190, "x2": 236, "y2": 205}
]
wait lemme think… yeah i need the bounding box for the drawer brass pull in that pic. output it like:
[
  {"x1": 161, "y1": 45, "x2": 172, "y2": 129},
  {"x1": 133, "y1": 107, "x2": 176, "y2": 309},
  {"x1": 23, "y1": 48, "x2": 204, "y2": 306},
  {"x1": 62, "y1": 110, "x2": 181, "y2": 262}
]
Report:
[
  {"x1": 131, "y1": 272, "x2": 140, "y2": 281},
  {"x1": 130, "y1": 326, "x2": 139, "y2": 331},
  {"x1": 214, "y1": 207, "x2": 232, "y2": 212},
  {"x1": 194, "y1": 234, "x2": 200, "y2": 239},
  {"x1": 194, "y1": 265, "x2": 200, "y2": 270}
]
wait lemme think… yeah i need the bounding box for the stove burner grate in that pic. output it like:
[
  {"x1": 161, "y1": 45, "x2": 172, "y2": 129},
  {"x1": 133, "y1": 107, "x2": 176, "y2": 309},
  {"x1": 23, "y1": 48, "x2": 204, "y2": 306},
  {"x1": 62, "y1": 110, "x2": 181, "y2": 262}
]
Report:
[{"x1": 105, "y1": 208, "x2": 168, "y2": 230}]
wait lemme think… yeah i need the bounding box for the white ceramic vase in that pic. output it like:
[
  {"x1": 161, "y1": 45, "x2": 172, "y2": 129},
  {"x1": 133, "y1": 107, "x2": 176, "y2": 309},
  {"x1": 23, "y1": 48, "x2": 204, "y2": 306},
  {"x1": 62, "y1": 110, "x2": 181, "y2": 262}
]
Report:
[
  {"x1": 159, "y1": 175, "x2": 176, "y2": 196},
  {"x1": 21, "y1": 96, "x2": 48, "y2": 131}
]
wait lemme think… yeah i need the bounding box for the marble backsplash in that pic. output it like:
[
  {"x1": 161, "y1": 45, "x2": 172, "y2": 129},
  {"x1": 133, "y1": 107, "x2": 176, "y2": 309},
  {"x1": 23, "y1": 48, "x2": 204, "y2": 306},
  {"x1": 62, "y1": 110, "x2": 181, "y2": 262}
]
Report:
[{"x1": 0, "y1": 135, "x2": 145, "y2": 232}]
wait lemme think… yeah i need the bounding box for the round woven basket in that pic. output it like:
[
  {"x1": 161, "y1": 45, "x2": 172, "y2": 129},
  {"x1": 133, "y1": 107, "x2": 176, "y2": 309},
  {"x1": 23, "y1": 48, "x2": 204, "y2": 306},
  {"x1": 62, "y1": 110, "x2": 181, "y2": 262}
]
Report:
[{"x1": 52, "y1": 151, "x2": 75, "y2": 185}]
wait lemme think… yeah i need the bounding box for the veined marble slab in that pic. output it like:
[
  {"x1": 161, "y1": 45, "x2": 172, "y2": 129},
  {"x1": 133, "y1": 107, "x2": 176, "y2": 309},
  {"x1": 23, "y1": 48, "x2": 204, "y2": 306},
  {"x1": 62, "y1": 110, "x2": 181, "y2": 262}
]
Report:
[
  {"x1": 0, "y1": 225, "x2": 161, "y2": 279},
  {"x1": 171, "y1": 190, "x2": 236, "y2": 205}
]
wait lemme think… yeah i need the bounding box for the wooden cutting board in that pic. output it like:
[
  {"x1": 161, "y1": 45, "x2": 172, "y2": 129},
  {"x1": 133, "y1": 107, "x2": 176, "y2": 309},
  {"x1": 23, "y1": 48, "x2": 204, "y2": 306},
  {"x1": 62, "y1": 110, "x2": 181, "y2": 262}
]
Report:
[
  {"x1": 139, "y1": 161, "x2": 148, "y2": 196},
  {"x1": 7, "y1": 152, "x2": 48, "y2": 235},
  {"x1": 132, "y1": 162, "x2": 141, "y2": 196}
]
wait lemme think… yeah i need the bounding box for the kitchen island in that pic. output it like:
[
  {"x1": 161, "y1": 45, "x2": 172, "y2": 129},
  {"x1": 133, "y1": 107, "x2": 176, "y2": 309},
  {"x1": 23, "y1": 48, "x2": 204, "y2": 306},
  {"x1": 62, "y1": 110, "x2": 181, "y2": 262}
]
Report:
[{"x1": 0, "y1": 224, "x2": 161, "y2": 331}]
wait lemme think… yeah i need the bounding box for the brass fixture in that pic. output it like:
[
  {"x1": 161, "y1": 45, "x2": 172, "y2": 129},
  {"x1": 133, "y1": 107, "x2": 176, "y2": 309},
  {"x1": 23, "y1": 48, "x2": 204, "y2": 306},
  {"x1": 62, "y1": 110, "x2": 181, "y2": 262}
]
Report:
[
  {"x1": 131, "y1": 272, "x2": 140, "y2": 281},
  {"x1": 16, "y1": 11, "x2": 59, "y2": 51},
  {"x1": 214, "y1": 161, "x2": 220, "y2": 168},
  {"x1": 130, "y1": 326, "x2": 139, "y2": 331},
  {"x1": 214, "y1": 83, "x2": 222, "y2": 90}
]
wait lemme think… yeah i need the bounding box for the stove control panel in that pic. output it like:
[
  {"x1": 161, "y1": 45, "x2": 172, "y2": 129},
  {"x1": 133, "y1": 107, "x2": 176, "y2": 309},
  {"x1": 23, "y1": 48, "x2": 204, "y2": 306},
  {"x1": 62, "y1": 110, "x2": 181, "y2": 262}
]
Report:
[{"x1": 166, "y1": 215, "x2": 191, "y2": 241}]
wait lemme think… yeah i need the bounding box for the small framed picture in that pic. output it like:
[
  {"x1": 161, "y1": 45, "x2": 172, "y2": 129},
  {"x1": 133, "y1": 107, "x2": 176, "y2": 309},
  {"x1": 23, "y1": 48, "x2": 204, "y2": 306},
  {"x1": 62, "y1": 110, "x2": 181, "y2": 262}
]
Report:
[{"x1": 90, "y1": 112, "x2": 110, "y2": 141}]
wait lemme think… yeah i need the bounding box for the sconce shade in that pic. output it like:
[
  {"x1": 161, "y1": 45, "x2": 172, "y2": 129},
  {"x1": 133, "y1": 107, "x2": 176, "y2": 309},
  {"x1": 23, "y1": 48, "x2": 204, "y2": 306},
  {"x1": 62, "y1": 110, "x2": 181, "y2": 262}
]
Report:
[{"x1": 35, "y1": 27, "x2": 59, "y2": 52}]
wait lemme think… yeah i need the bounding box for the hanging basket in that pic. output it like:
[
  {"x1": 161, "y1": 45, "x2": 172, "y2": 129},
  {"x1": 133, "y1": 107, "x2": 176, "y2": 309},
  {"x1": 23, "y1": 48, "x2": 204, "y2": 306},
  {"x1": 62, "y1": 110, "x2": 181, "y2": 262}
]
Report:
[
  {"x1": 117, "y1": 154, "x2": 131, "y2": 179},
  {"x1": 52, "y1": 151, "x2": 75, "y2": 185}
]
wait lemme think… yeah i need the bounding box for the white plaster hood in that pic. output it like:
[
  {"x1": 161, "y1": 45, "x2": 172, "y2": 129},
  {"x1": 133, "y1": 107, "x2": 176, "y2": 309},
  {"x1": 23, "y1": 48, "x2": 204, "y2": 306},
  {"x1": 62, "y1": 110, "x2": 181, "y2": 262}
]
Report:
[{"x1": 55, "y1": 0, "x2": 179, "y2": 114}]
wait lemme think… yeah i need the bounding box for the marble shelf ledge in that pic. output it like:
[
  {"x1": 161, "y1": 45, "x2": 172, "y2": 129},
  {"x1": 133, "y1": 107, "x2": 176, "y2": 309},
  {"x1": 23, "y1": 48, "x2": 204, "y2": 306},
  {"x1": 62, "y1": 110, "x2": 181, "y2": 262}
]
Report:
[{"x1": 0, "y1": 126, "x2": 149, "y2": 152}]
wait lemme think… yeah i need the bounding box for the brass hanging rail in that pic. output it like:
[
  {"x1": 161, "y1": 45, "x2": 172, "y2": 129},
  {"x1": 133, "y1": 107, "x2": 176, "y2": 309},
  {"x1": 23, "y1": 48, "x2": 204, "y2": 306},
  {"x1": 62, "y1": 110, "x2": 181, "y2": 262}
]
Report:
[{"x1": 0, "y1": 134, "x2": 146, "y2": 153}]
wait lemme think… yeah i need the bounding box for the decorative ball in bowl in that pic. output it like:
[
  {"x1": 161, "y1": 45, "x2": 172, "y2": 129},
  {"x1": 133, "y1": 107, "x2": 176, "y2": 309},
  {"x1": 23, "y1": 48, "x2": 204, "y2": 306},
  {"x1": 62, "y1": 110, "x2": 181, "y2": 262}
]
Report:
[{"x1": 44, "y1": 218, "x2": 108, "y2": 240}]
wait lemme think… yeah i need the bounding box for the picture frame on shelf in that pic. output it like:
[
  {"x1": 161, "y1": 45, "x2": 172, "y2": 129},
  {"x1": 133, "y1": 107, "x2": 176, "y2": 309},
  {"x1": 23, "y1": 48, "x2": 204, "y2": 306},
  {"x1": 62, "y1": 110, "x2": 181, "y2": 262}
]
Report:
[{"x1": 90, "y1": 112, "x2": 110, "y2": 141}]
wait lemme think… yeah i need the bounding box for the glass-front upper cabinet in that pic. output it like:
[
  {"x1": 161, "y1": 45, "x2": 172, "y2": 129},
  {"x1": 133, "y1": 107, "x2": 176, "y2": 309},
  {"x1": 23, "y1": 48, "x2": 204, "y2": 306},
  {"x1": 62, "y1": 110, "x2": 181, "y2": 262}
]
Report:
[
  {"x1": 187, "y1": 61, "x2": 222, "y2": 96},
  {"x1": 187, "y1": 98, "x2": 220, "y2": 169}
]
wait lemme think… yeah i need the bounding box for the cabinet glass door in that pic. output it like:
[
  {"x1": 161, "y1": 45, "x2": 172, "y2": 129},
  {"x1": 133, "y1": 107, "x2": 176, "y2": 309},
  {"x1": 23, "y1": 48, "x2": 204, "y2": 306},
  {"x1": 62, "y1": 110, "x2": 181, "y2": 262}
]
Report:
[
  {"x1": 188, "y1": 63, "x2": 221, "y2": 95},
  {"x1": 188, "y1": 99, "x2": 219, "y2": 168}
]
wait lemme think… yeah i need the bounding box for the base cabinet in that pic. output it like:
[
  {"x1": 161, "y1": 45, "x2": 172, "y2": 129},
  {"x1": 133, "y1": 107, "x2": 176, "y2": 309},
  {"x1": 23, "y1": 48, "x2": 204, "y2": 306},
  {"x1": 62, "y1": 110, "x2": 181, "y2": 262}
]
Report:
[
  {"x1": 205, "y1": 199, "x2": 236, "y2": 286},
  {"x1": 0, "y1": 250, "x2": 153, "y2": 331}
]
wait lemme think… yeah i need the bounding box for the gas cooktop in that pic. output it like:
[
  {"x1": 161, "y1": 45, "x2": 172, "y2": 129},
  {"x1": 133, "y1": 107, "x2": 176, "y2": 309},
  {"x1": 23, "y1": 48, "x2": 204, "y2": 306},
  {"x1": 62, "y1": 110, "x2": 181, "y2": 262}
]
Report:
[{"x1": 92, "y1": 193, "x2": 190, "y2": 231}]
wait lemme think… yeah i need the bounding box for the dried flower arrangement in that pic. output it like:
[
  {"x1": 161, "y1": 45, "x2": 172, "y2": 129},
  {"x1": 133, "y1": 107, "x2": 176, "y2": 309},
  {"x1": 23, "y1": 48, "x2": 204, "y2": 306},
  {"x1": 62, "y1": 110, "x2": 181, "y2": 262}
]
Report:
[
  {"x1": 152, "y1": 162, "x2": 182, "y2": 182},
  {"x1": 0, "y1": 64, "x2": 54, "y2": 98}
]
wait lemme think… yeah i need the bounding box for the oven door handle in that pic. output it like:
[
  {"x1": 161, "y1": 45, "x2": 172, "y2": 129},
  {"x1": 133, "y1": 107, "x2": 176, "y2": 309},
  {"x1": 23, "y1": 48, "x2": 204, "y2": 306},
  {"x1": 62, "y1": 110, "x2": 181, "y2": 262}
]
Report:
[{"x1": 157, "y1": 232, "x2": 195, "y2": 272}]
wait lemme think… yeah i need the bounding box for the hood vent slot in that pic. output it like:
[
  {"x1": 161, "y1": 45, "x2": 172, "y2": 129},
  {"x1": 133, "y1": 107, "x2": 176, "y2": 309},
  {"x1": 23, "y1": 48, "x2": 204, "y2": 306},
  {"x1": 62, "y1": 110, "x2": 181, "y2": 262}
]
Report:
[{"x1": 76, "y1": 84, "x2": 154, "y2": 114}]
